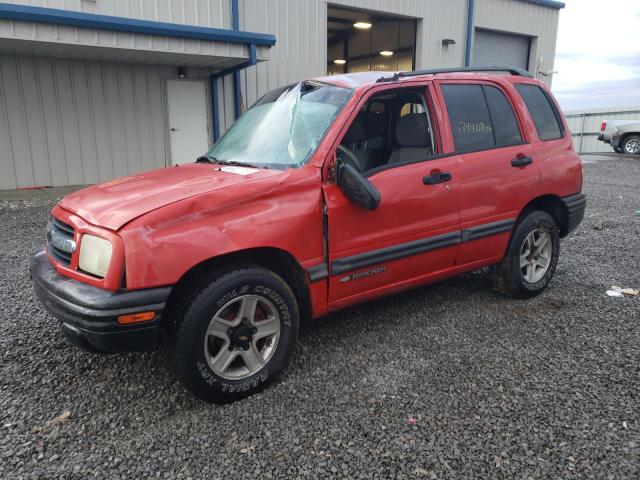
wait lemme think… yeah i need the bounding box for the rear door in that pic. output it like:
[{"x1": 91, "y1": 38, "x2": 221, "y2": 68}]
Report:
[{"x1": 436, "y1": 81, "x2": 539, "y2": 265}]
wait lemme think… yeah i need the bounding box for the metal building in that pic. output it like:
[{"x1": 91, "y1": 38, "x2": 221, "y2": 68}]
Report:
[{"x1": 0, "y1": 0, "x2": 564, "y2": 190}]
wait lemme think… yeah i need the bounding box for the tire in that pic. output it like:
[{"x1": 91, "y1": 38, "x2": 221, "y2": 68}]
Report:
[
  {"x1": 165, "y1": 266, "x2": 299, "y2": 403},
  {"x1": 622, "y1": 135, "x2": 640, "y2": 155},
  {"x1": 613, "y1": 146, "x2": 623, "y2": 154},
  {"x1": 493, "y1": 210, "x2": 560, "y2": 298}
]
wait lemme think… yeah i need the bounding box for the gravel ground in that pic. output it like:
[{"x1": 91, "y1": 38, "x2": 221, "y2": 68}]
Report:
[{"x1": 1, "y1": 154, "x2": 639, "y2": 479}]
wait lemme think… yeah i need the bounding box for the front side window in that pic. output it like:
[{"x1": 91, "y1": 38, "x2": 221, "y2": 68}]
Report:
[
  {"x1": 515, "y1": 84, "x2": 564, "y2": 141},
  {"x1": 337, "y1": 88, "x2": 436, "y2": 173},
  {"x1": 206, "y1": 81, "x2": 352, "y2": 169}
]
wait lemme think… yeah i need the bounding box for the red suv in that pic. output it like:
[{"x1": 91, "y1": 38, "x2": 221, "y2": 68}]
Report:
[{"x1": 32, "y1": 68, "x2": 585, "y2": 403}]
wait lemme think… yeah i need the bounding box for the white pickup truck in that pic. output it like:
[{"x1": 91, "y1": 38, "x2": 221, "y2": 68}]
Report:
[{"x1": 598, "y1": 120, "x2": 640, "y2": 154}]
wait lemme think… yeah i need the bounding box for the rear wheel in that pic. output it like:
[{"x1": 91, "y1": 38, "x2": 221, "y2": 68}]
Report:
[
  {"x1": 166, "y1": 266, "x2": 299, "y2": 403},
  {"x1": 493, "y1": 210, "x2": 560, "y2": 298},
  {"x1": 622, "y1": 135, "x2": 640, "y2": 155}
]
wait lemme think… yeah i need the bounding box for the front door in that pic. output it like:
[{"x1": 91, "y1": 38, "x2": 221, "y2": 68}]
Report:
[
  {"x1": 166, "y1": 80, "x2": 210, "y2": 165},
  {"x1": 322, "y1": 83, "x2": 462, "y2": 307}
]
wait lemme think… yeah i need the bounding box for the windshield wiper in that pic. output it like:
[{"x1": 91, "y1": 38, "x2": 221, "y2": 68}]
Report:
[{"x1": 215, "y1": 159, "x2": 267, "y2": 169}]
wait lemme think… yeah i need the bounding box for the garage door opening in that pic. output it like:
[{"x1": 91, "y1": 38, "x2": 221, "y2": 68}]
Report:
[{"x1": 327, "y1": 6, "x2": 417, "y2": 75}]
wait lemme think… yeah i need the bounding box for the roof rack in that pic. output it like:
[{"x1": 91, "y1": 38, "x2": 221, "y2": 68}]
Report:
[{"x1": 376, "y1": 66, "x2": 533, "y2": 83}]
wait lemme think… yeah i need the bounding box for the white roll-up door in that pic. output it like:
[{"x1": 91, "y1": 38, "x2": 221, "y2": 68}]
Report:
[{"x1": 472, "y1": 29, "x2": 531, "y2": 70}]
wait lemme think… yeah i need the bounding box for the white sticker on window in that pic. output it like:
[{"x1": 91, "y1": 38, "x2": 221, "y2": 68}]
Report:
[{"x1": 219, "y1": 166, "x2": 257, "y2": 175}]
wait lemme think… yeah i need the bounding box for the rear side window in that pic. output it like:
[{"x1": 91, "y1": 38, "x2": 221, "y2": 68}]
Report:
[
  {"x1": 442, "y1": 84, "x2": 523, "y2": 151},
  {"x1": 442, "y1": 84, "x2": 494, "y2": 151},
  {"x1": 484, "y1": 86, "x2": 522, "y2": 147},
  {"x1": 515, "y1": 84, "x2": 564, "y2": 141}
]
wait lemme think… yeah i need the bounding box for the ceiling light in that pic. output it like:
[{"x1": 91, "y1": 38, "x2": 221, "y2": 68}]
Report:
[
  {"x1": 353, "y1": 21, "x2": 372, "y2": 29},
  {"x1": 379, "y1": 50, "x2": 394, "y2": 57},
  {"x1": 333, "y1": 59, "x2": 346, "y2": 65}
]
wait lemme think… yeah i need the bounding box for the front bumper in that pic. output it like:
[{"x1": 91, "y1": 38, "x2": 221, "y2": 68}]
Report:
[
  {"x1": 31, "y1": 251, "x2": 172, "y2": 353},
  {"x1": 561, "y1": 193, "x2": 586, "y2": 236}
]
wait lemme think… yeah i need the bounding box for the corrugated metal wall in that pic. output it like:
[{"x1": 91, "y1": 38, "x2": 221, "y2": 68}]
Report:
[
  {"x1": 237, "y1": 0, "x2": 327, "y2": 112},
  {"x1": 5, "y1": 0, "x2": 233, "y2": 28},
  {"x1": 0, "y1": 53, "x2": 216, "y2": 189},
  {"x1": 237, "y1": 0, "x2": 469, "y2": 111},
  {"x1": 237, "y1": 0, "x2": 558, "y2": 114},
  {"x1": 474, "y1": 0, "x2": 560, "y2": 79},
  {"x1": 0, "y1": 0, "x2": 561, "y2": 189}
]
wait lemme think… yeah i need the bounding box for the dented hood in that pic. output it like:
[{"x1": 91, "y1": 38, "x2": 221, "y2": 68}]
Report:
[{"x1": 59, "y1": 164, "x2": 284, "y2": 230}]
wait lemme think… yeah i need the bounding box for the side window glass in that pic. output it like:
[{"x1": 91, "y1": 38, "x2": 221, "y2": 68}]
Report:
[
  {"x1": 515, "y1": 84, "x2": 563, "y2": 141},
  {"x1": 484, "y1": 86, "x2": 523, "y2": 147},
  {"x1": 442, "y1": 84, "x2": 494, "y2": 151},
  {"x1": 338, "y1": 88, "x2": 436, "y2": 173}
]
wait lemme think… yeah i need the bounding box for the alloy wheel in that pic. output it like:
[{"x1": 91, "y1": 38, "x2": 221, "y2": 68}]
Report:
[
  {"x1": 204, "y1": 295, "x2": 281, "y2": 380},
  {"x1": 520, "y1": 228, "x2": 552, "y2": 284},
  {"x1": 625, "y1": 138, "x2": 640, "y2": 154}
]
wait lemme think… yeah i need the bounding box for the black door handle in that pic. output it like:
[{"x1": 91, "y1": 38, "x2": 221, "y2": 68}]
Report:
[
  {"x1": 511, "y1": 156, "x2": 533, "y2": 167},
  {"x1": 423, "y1": 172, "x2": 452, "y2": 185}
]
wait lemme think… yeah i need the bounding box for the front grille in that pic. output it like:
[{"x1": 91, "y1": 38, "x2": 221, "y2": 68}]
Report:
[{"x1": 46, "y1": 217, "x2": 76, "y2": 266}]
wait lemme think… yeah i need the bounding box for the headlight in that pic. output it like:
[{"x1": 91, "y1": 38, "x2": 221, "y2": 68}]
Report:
[{"x1": 79, "y1": 234, "x2": 113, "y2": 277}]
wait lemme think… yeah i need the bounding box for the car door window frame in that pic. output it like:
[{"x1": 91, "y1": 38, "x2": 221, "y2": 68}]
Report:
[
  {"x1": 324, "y1": 80, "x2": 443, "y2": 180},
  {"x1": 434, "y1": 79, "x2": 531, "y2": 156},
  {"x1": 513, "y1": 82, "x2": 566, "y2": 142}
]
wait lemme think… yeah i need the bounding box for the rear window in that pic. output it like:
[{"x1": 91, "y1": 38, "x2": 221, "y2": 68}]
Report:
[
  {"x1": 442, "y1": 84, "x2": 522, "y2": 151},
  {"x1": 515, "y1": 84, "x2": 564, "y2": 141}
]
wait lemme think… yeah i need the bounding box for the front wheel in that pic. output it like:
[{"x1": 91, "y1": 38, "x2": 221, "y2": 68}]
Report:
[
  {"x1": 166, "y1": 267, "x2": 299, "y2": 403},
  {"x1": 493, "y1": 210, "x2": 560, "y2": 298}
]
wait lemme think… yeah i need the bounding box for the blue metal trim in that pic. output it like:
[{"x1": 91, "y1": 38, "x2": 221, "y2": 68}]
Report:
[
  {"x1": 231, "y1": 0, "x2": 240, "y2": 31},
  {"x1": 231, "y1": 0, "x2": 242, "y2": 119},
  {"x1": 233, "y1": 70, "x2": 242, "y2": 119},
  {"x1": 0, "y1": 2, "x2": 276, "y2": 46},
  {"x1": 210, "y1": 76, "x2": 220, "y2": 142},
  {"x1": 211, "y1": 51, "x2": 257, "y2": 80},
  {"x1": 522, "y1": 0, "x2": 565, "y2": 9},
  {"x1": 465, "y1": 0, "x2": 474, "y2": 67}
]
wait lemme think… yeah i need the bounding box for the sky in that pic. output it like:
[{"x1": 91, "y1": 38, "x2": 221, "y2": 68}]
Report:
[{"x1": 551, "y1": 0, "x2": 640, "y2": 111}]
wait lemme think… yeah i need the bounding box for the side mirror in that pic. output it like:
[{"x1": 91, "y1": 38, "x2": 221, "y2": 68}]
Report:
[{"x1": 336, "y1": 161, "x2": 381, "y2": 210}]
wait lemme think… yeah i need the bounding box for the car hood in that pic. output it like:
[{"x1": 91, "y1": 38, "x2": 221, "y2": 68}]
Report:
[{"x1": 59, "y1": 164, "x2": 284, "y2": 230}]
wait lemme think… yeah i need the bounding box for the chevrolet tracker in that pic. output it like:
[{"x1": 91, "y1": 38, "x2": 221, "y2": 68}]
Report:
[{"x1": 31, "y1": 68, "x2": 586, "y2": 403}]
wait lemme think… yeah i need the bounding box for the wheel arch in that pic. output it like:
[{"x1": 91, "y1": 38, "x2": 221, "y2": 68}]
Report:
[
  {"x1": 164, "y1": 247, "x2": 313, "y2": 324},
  {"x1": 517, "y1": 194, "x2": 570, "y2": 237}
]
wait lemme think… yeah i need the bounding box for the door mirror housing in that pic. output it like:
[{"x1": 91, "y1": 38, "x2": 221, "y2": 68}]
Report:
[{"x1": 336, "y1": 160, "x2": 381, "y2": 210}]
